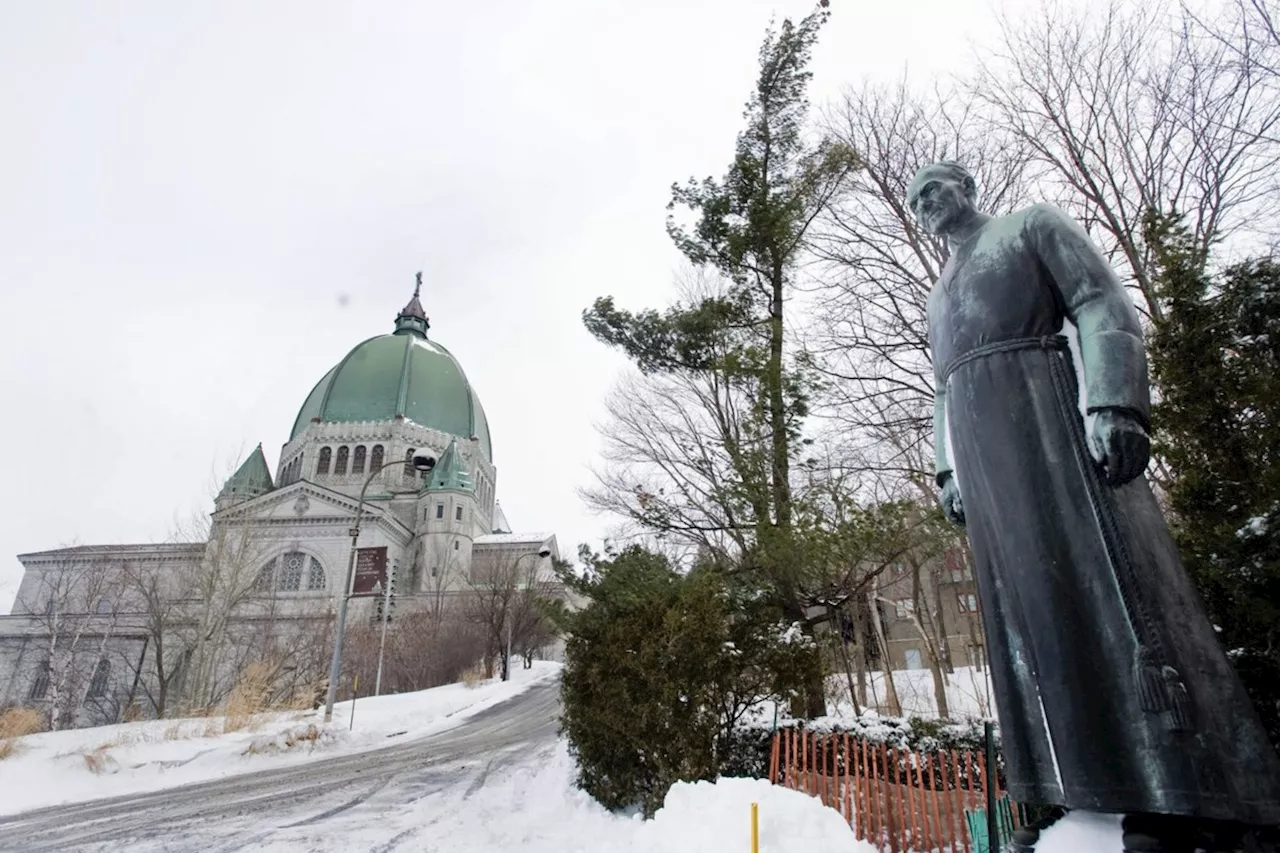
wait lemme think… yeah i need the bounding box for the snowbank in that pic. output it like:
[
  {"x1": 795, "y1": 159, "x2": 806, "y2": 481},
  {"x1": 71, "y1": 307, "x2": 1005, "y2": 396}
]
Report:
[
  {"x1": 267, "y1": 739, "x2": 877, "y2": 853},
  {"x1": 0, "y1": 661, "x2": 559, "y2": 817},
  {"x1": 1038, "y1": 811, "x2": 1125, "y2": 853}
]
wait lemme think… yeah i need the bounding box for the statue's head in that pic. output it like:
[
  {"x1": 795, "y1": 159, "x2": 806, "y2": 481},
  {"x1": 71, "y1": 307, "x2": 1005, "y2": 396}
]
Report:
[{"x1": 907, "y1": 161, "x2": 979, "y2": 237}]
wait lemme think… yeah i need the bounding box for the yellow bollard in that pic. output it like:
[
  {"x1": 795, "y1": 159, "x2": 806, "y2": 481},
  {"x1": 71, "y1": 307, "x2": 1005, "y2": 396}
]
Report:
[{"x1": 751, "y1": 801, "x2": 759, "y2": 853}]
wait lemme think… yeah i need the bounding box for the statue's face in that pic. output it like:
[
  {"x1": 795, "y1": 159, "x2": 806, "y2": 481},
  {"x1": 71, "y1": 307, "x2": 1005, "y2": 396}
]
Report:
[{"x1": 907, "y1": 166, "x2": 976, "y2": 237}]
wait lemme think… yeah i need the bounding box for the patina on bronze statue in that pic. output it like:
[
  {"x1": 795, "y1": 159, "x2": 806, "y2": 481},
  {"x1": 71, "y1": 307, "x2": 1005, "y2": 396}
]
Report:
[{"x1": 913, "y1": 161, "x2": 1280, "y2": 853}]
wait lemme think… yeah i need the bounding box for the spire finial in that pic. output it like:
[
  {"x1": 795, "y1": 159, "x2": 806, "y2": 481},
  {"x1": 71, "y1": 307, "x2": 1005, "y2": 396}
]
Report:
[{"x1": 394, "y1": 271, "x2": 430, "y2": 338}]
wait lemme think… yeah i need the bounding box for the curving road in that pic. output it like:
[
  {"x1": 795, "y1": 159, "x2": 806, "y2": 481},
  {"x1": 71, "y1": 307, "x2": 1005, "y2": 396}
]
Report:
[{"x1": 0, "y1": 679, "x2": 561, "y2": 853}]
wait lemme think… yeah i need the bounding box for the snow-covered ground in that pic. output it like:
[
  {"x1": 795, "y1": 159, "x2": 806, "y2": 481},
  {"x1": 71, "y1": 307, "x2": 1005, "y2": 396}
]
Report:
[
  {"x1": 251, "y1": 738, "x2": 878, "y2": 853},
  {"x1": 827, "y1": 665, "x2": 996, "y2": 719},
  {"x1": 0, "y1": 661, "x2": 559, "y2": 817},
  {"x1": 246, "y1": 738, "x2": 1121, "y2": 853},
  {"x1": 0, "y1": 658, "x2": 1130, "y2": 853}
]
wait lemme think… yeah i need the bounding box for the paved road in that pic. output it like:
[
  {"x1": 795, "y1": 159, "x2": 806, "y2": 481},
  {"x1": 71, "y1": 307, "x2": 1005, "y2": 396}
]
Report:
[{"x1": 0, "y1": 679, "x2": 561, "y2": 853}]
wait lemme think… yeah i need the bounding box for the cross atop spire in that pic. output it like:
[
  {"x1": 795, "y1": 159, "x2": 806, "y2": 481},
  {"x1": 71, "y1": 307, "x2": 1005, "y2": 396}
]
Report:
[{"x1": 393, "y1": 271, "x2": 430, "y2": 338}]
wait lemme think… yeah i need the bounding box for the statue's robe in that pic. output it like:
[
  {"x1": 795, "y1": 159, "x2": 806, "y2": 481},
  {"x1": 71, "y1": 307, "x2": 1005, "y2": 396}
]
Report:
[{"x1": 928, "y1": 202, "x2": 1280, "y2": 823}]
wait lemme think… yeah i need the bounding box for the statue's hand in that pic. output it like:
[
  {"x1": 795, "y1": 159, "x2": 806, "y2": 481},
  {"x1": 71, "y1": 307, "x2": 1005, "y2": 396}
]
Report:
[
  {"x1": 1091, "y1": 408, "x2": 1150, "y2": 486},
  {"x1": 939, "y1": 473, "x2": 966, "y2": 527}
]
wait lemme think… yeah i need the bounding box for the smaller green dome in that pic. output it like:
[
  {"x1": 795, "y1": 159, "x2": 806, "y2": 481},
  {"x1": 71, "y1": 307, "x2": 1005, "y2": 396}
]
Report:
[{"x1": 290, "y1": 283, "x2": 493, "y2": 462}]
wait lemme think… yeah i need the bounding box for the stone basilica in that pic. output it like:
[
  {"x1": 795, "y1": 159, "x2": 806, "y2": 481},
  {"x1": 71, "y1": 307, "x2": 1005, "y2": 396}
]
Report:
[{"x1": 0, "y1": 282, "x2": 560, "y2": 724}]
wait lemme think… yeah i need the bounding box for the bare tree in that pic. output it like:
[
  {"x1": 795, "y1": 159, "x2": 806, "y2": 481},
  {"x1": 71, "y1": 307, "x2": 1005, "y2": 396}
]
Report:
[
  {"x1": 466, "y1": 550, "x2": 559, "y2": 679},
  {"x1": 116, "y1": 553, "x2": 195, "y2": 719},
  {"x1": 17, "y1": 556, "x2": 125, "y2": 730},
  {"x1": 169, "y1": 515, "x2": 279, "y2": 711},
  {"x1": 1184, "y1": 0, "x2": 1280, "y2": 80},
  {"x1": 807, "y1": 78, "x2": 1034, "y2": 493},
  {"x1": 970, "y1": 0, "x2": 1280, "y2": 319}
]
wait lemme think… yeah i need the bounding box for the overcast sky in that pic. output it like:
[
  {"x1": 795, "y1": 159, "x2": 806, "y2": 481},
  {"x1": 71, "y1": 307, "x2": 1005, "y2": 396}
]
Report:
[{"x1": 0, "y1": 0, "x2": 1021, "y2": 609}]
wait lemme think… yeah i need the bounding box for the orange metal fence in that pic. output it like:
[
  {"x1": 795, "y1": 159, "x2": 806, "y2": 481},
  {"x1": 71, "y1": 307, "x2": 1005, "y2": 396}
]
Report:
[{"x1": 768, "y1": 729, "x2": 1019, "y2": 853}]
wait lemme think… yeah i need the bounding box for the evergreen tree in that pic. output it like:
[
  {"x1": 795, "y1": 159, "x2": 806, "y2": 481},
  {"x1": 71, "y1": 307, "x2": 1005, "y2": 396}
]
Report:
[
  {"x1": 1146, "y1": 210, "x2": 1280, "y2": 745},
  {"x1": 582, "y1": 4, "x2": 856, "y2": 718},
  {"x1": 554, "y1": 545, "x2": 811, "y2": 816}
]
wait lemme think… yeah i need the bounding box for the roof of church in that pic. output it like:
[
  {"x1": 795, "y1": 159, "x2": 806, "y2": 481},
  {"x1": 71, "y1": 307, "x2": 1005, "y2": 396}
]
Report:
[
  {"x1": 18, "y1": 542, "x2": 204, "y2": 562},
  {"x1": 423, "y1": 437, "x2": 473, "y2": 492},
  {"x1": 289, "y1": 277, "x2": 493, "y2": 462},
  {"x1": 218, "y1": 444, "x2": 274, "y2": 501}
]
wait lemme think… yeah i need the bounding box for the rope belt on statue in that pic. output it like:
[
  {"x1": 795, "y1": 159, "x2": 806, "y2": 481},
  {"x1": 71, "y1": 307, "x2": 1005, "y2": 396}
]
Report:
[
  {"x1": 941, "y1": 335, "x2": 1068, "y2": 385},
  {"x1": 1039, "y1": 343, "x2": 1195, "y2": 734}
]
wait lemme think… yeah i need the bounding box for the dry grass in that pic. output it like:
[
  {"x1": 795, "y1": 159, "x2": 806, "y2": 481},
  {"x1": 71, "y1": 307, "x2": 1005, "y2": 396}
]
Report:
[
  {"x1": 0, "y1": 707, "x2": 46, "y2": 762},
  {"x1": 0, "y1": 707, "x2": 45, "y2": 739},
  {"x1": 461, "y1": 664, "x2": 486, "y2": 689},
  {"x1": 81, "y1": 746, "x2": 112, "y2": 774},
  {"x1": 223, "y1": 662, "x2": 276, "y2": 733},
  {"x1": 242, "y1": 723, "x2": 323, "y2": 756}
]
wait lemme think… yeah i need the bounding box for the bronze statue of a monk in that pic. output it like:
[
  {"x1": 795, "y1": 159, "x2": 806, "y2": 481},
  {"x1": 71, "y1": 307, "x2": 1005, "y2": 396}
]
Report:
[{"x1": 913, "y1": 161, "x2": 1280, "y2": 852}]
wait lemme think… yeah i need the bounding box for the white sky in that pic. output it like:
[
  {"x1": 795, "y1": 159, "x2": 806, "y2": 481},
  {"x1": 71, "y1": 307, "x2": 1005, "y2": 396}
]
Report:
[{"x1": 0, "y1": 0, "x2": 1013, "y2": 609}]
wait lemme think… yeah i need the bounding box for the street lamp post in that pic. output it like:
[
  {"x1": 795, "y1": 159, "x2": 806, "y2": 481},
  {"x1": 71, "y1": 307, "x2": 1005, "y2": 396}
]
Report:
[
  {"x1": 323, "y1": 448, "x2": 437, "y2": 723},
  {"x1": 373, "y1": 560, "x2": 395, "y2": 697},
  {"x1": 503, "y1": 547, "x2": 551, "y2": 682}
]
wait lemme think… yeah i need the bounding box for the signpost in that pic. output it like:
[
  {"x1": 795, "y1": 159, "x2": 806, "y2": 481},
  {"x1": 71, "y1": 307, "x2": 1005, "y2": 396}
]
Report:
[{"x1": 351, "y1": 546, "x2": 388, "y2": 597}]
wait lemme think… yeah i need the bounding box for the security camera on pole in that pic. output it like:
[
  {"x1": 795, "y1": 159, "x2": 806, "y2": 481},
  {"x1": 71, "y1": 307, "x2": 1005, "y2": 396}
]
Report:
[{"x1": 324, "y1": 448, "x2": 436, "y2": 723}]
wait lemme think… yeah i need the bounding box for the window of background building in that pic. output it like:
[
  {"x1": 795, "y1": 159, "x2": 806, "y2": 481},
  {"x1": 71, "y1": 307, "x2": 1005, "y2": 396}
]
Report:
[{"x1": 86, "y1": 659, "x2": 111, "y2": 698}]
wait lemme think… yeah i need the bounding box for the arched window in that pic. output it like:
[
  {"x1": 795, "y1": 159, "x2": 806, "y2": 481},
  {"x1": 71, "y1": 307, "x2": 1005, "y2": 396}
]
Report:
[
  {"x1": 334, "y1": 446, "x2": 350, "y2": 476},
  {"x1": 306, "y1": 557, "x2": 326, "y2": 591},
  {"x1": 290, "y1": 458, "x2": 300, "y2": 483},
  {"x1": 86, "y1": 659, "x2": 111, "y2": 699},
  {"x1": 370, "y1": 444, "x2": 384, "y2": 471},
  {"x1": 403, "y1": 449, "x2": 415, "y2": 477},
  {"x1": 316, "y1": 447, "x2": 332, "y2": 476},
  {"x1": 29, "y1": 661, "x2": 50, "y2": 700},
  {"x1": 254, "y1": 559, "x2": 276, "y2": 592},
  {"x1": 279, "y1": 551, "x2": 306, "y2": 591},
  {"x1": 352, "y1": 445, "x2": 367, "y2": 475}
]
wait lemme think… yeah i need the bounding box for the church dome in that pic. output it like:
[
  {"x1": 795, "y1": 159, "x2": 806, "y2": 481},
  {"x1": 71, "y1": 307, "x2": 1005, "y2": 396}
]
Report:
[{"x1": 290, "y1": 279, "x2": 493, "y2": 462}]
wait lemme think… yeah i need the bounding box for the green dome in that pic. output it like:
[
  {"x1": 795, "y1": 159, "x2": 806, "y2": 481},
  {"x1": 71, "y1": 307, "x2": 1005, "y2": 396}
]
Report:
[{"x1": 290, "y1": 288, "x2": 492, "y2": 462}]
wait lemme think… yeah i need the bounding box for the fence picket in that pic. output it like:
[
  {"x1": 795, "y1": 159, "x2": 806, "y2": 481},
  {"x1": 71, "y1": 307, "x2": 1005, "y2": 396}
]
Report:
[
  {"x1": 952, "y1": 749, "x2": 970, "y2": 853},
  {"x1": 843, "y1": 733, "x2": 852, "y2": 828},
  {"x1": 938, "y1": 750, "x2": 957, "y2": 853}
]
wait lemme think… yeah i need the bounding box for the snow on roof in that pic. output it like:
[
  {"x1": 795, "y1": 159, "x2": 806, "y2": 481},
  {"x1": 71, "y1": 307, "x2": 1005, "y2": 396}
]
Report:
[{"x1": 473, "y1": 533, "x2": 555, "y2": 547}]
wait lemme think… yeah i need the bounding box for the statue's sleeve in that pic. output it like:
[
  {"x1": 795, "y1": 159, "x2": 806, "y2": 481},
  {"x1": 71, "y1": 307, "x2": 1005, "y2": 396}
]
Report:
[
  {"x1": 1027, "y1": 203, "x2": 1151, "y2": 428},
  {"x1": 934, "y1": 380, "x2": 952, "y2": 486}
]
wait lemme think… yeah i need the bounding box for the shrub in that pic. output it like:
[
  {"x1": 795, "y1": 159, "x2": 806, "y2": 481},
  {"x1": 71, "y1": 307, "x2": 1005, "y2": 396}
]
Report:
[{"x1": 556, "y1": 546, "x2": 812, "y2": 816}]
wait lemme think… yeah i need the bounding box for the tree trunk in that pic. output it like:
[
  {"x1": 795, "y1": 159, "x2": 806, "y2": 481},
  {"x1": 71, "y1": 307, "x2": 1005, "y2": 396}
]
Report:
[
  {"x1": 851, "y1": 602, "x2": 869, "y2": 710},
  {"x1": 830, "y1": 605, "x2": 862, "y2": 716},
  {"x1": 931, "y1": 566, "x2": 954, "y2": 675},
  {"x1": 868, "y1": 582, "x2": 901, "y2": 716},
  {"x1": 911, "y1": 562, "x2": 950, "y2": 719},
  {"x1": 767, "y1": 273, "x2": 792, "y2": 530}
]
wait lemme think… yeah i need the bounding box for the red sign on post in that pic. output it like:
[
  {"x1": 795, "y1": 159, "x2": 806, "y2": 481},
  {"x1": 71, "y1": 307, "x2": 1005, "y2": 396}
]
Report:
[{"x1": 351, "y1": 546, "x2": 388, "y2": 596}]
